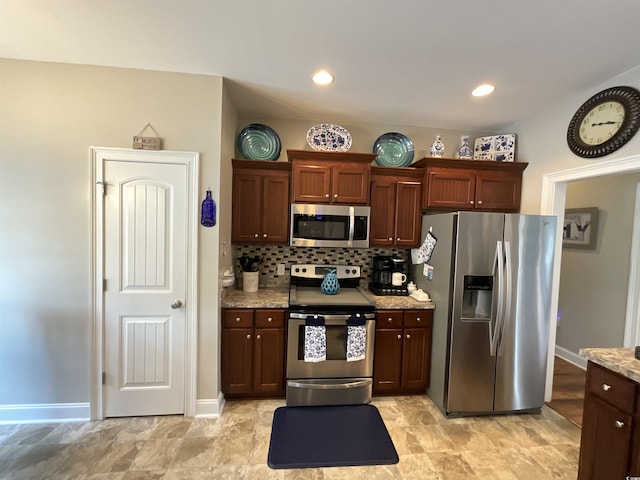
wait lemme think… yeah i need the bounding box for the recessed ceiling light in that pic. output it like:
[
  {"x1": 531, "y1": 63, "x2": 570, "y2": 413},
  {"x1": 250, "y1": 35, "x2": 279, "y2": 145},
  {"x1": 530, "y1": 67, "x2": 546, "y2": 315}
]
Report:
[
  {"x1": 472, "y1": 84, "x2": 495, "y2": 97},
  {"x1": 312, "y1": 70, "x2": 334, "y2": 86}
]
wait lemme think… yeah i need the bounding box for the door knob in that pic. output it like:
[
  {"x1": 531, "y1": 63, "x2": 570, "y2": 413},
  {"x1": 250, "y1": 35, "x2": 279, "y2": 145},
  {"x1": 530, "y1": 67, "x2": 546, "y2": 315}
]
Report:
[{"x1": 171, "y1": 300, "x2": 183, "y2": 309}]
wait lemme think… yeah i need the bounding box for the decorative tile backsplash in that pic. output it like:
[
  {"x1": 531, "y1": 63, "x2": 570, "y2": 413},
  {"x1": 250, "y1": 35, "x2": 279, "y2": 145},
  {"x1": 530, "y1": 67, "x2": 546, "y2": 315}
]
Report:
[{"x1": 233, "y1": 245, "x2": 410, "y2": 289}]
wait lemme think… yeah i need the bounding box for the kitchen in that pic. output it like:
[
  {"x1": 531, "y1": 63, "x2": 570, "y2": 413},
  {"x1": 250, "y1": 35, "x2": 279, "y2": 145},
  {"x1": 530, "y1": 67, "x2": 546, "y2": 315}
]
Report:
[{"x1": 2, "y1": 1, "x2": 640, "y2": 478}]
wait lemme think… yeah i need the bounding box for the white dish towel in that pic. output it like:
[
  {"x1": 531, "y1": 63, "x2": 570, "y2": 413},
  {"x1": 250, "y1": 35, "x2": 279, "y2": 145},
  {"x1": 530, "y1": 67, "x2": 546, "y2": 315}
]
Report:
[
  {"x1": 346, "y1": 313, "x2": 366, "y2": 362},
  {"x1": 304, "y1": 315, "x2": 326, "y2": 362}
]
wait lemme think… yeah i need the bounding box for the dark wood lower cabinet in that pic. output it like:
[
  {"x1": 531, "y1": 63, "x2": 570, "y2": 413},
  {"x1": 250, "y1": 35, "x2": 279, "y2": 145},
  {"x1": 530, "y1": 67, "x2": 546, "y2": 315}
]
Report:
[
  {"x1": 221, "y1": 308, "x2": 286, "y2": 398},
  {"x1": 373, "y1": 309, "x2": 433, "y2": 395},
  {"x1": 578, "y1": 361, "x2": 639, "y2": 479}
]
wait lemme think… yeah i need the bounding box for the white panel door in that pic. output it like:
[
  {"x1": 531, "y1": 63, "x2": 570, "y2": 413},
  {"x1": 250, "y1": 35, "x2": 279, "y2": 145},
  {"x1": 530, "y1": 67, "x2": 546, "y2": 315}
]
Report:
[{"x1": 104, "y1": 159, "x2": 187, "y2": 417}]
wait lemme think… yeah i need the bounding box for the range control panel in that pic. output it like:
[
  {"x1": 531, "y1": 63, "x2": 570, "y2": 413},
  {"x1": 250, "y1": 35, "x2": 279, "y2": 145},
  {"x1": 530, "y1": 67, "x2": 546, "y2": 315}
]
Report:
[{"x1": 290, "y1": 264, "x2": 361, "y2": 280}]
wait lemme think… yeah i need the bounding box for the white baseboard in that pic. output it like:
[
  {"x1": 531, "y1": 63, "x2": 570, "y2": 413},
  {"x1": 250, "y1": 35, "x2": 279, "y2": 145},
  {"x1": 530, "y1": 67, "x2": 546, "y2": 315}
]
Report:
[
  {"x1": 555, "y1": 345, "x2": 587, "y2": 369},
  {"x1": 0, "y1": 403, "x2": 90, "y2": 424},
  {"x1": 194, "y1": 393, "x2": 225, "y2": 418}
]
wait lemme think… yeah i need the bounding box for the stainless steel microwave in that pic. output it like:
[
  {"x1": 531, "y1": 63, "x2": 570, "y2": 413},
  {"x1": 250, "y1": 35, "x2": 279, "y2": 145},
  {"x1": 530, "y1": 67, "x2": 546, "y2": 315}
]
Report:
[{"x1": 290, "y1": 204, "x2": 370, "y2": 248}]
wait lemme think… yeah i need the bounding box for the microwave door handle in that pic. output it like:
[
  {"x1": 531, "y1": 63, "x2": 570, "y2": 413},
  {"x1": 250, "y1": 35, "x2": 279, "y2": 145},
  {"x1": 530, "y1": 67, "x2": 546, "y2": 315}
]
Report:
[{"x1": 348, "y1": 206, "x2": 355, "y2": 246}]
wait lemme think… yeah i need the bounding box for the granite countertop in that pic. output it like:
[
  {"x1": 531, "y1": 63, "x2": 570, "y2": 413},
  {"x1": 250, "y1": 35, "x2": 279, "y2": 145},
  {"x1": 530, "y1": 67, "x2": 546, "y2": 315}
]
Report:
[
  {"x1": 220, "y1": 287, "x2": 435, "y2": 310},
  {"x1": 579, "y1": 347, "x2": 640, "y2": 384}
]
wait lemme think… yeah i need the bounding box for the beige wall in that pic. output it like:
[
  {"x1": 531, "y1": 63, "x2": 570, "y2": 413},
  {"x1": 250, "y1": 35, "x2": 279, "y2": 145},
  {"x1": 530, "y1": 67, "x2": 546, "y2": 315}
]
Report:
[
  {"x1": 0, "y1": 59, "x2": 223, "y2": 407},
  {"x1": 556, "y1": 173, "x2": 640, "y2": 353}
]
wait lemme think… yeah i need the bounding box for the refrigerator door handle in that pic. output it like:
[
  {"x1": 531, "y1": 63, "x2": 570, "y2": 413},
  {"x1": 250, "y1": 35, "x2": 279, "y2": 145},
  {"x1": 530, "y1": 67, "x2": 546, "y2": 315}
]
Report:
[
  {"x1": 490, "y1": 240, "x2": 504, "y2": 356},
  {"x1": 498, "y1": 241, "x2": 513, "y2": 356}
]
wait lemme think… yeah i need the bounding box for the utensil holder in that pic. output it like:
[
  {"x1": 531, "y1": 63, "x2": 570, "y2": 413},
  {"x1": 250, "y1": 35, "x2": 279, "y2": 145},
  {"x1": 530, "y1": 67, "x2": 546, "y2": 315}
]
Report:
[{"x1": 243, "y1": 271, "x2": 259, "y2": 292}]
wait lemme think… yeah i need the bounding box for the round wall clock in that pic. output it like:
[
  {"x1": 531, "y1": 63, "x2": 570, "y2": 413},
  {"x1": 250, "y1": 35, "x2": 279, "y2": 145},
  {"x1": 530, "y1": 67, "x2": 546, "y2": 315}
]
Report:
[{"x1": 566, "y1": 86, "x2": 640, "y2": 158}]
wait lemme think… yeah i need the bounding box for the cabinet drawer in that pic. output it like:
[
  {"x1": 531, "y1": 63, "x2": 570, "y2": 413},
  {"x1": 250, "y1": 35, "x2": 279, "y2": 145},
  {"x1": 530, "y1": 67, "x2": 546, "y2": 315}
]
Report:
[
  {"x1": 223, "y1": 309, "x2": 254, "y2": 328},
  {"x1": 404, "y1": 310, "x2": 433, "y2": 328},
  {"x1": 376, "y1": 310, "x2": 403, "y2": 329},
  {"x1": 255, "y1": 309, "x2": 286, "y2": 328},
  {"x1": 588, "y1": 362, "x2": 636, "y2": 414}
]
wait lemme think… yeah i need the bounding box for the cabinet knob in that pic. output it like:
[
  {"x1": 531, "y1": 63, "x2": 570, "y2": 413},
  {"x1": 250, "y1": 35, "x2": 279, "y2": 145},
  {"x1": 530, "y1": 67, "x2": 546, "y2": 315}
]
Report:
[
  {"x1": 235, "y1": 317, "x2": 241, "y2": 322},
  {"x1": 406, "y1": 334, "x2": 411, "y2": 339},
  {"x1": 416, "y1": 317, "x2": 421, "y2": 322},
  {"x1": 325, "y1": 193, "x2": 330, "y2": 198},
  {"x1": 267, "y1": 317, "x2": 273, "y2": 322},
  {"x1": 333, "y1": 193, "x2": 338, "y2": 198},
  {"x1": 246, "y1": 334, "x2": 251, "y2": 339},
  {"x1": 389, "y1": 237, "x2": 393, "y2": 241},
  {"x1": 615, "y1": 420, "x2": 625, "y2": 429},
  {"x1": 477, "y1": 200, "x2": 483, "y2": 205},
  {"x1": 602, "y1": 383, "x2": 612, "y2": 392},
  {"x1": 397, "y1": 334, "x2": 402, "y2": 340},
  {"x1": 387, "y1": 318, "x2": 393, "y2": 323},
  {"x1": 254, "y1": 233, "x2": 259, "y2": 238},
  {"x1": 262, "y1": 233, "x2": 267, "y2": 238},
  {"x1": 469, "y1": 200, "x2": 474, "y2": 205},
  {"x1": 256, "y1": 334, "x2": 262, "y2": 340},
  {"x1": 396, "y1": 238, "x2": 400, "y2": 242}
]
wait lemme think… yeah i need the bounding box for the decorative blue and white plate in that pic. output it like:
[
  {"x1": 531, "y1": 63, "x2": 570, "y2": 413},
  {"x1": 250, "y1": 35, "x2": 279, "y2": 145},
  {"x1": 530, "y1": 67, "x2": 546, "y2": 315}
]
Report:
[
  {"x1": 373, "y1": 132, "x2": 415, "y2": 167},
  {"x1": 306, "y1": 124, "x2": 352, "y2": 152},
  {"x1": 473, "y1": 134, "x2": 516, "y2": 162},
  {"x1": 237, "y1": 123, "x2": 281, "y2": 161}
]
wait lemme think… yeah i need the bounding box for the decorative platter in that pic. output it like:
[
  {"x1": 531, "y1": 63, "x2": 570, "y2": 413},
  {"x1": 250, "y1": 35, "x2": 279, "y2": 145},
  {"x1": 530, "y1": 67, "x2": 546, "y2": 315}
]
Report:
[
  {"x1": 306, "y1": 123, "x2": 352, "y2": 152},
  {"x1": 473, "y1": 134, "x2": 516, "y2": 162},
  {"x1": 373, "y1": 132, "x2": 414, "y2": 167},
  {"x1": 237, "y1": 123, "x2": 281, "y2": 161}
]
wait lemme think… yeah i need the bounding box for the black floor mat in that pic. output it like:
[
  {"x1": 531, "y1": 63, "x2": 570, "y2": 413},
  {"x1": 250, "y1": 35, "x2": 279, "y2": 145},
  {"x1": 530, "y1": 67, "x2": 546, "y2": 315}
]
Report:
[{"x1": 267, "y1": 404, "x2": 399, "y2": 469}]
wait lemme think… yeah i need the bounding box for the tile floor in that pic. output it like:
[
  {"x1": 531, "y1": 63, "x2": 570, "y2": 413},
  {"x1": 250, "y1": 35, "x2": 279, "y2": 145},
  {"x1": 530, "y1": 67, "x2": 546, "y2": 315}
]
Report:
[{"x1": 0, "y1": 395, "x2": 581, "y2": 479}]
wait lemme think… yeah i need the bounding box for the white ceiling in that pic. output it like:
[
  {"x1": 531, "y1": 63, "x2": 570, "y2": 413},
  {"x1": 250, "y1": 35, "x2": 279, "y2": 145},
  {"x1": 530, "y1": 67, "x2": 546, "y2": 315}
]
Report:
[{"x1": 2, "y1": 0, "x2": 640, "y2": 131}]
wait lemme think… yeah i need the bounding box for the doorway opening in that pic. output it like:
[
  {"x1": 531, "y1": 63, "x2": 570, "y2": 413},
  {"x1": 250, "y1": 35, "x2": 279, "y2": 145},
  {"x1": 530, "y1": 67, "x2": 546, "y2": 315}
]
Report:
[{"x1": 541, "y1": 153, "x2": 640, "y2": 401}]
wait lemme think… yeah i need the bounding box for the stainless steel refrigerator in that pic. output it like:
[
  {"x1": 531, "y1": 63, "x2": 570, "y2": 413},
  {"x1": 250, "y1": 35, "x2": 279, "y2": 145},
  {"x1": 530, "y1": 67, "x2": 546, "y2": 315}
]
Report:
[{"x1": 412, "y1": 211, "x2": 557, "y2": 417}]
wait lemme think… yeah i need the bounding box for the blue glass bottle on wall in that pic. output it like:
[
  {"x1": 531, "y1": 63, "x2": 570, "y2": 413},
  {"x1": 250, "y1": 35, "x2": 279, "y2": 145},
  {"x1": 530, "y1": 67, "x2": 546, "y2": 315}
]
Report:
[{"x1": 201, "y1": 189, "x2": 216, "y2": 227}]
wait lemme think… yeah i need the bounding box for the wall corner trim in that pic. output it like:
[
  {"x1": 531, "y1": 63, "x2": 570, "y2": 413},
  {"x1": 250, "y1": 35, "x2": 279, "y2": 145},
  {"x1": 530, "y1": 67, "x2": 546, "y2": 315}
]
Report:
[{"x1": 194, "y1": 393, "x2": 225, "y2": 418}]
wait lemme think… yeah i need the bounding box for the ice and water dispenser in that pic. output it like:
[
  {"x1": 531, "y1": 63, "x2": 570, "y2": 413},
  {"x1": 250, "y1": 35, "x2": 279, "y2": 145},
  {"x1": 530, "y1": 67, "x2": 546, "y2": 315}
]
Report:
[{"x1": 461, "y1": 275, "x2": 493, "y2": 320}]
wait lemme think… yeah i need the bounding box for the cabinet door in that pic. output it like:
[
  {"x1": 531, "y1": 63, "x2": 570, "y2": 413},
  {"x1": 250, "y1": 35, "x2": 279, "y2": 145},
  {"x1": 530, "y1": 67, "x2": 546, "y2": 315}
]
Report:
[
  {"x1": 221, "y1": 327, "x2": 254, "y2": 395},
  {"x1": 369, "y1": 178, "x2": 396, "y2": 246},
  {"x1": 401, "y1": 327, "x2": 432, "y2": 392},
  {"x1": 394, "y1": 181, "x2": 422, "y2": 247},
  {"x1": 372, "y1": 329, "x2": 403, "y2": 393},
  {"x1": 579, "y1": 396, "x2": 633, "y2": 480},
  {"x1": 332, "y1": 162, "x2": 370, "y2": 204},
  {"x1": 424, "y1": 167, "x2": 475, "y2": 210},
  {"x1": 292, "y1": 163, "x2": 332, "y2": 203},
  {"x1": 232, "y1": 173, "x2": 263, "y2": 243},
  {"x1": 475, "y1": 170, "x2": 522, "y2": 212},
  {"x1": 253, "y1": 327, "x2": 285, "y2": 395},
  {"x1": 261, "y1": 173, "x2": 290, "y2": 243}
]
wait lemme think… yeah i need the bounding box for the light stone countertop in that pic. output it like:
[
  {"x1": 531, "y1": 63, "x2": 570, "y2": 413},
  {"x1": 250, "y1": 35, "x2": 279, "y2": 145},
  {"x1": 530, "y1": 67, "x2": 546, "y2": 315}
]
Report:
[
  {"x1": 579, "y1": 347, "x2": 640, "y2": 384},
  {"x1": 220, "y1": 287, "x2": 435, "y2": 310}
]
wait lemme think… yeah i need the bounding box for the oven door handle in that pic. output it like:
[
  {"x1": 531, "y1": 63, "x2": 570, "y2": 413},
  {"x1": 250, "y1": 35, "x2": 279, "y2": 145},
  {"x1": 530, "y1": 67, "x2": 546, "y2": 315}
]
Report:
[
  {"x1": 288, "y1": 313, "x2": 376, "y2": 321},
  {"x1": 287, "y1": 379, "x2": 372, "y2": 389}
]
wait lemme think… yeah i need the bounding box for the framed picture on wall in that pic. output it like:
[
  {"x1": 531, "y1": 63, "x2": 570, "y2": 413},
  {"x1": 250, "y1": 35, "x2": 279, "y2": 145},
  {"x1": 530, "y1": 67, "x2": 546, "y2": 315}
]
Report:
[{"x1": 562, "y1": 207, "x2": 599, "y2": 250}]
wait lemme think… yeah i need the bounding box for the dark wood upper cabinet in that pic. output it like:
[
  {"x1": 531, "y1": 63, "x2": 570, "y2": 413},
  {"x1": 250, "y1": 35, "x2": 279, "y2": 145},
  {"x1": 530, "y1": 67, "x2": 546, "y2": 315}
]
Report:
[
  {"x1": 413, "y1": 157, "x2": 528, "y2": 212},
  {"x1": 232, "y1": 159, "x2": 291, "y2": 244},
  {"x1": 287, "y1": 149, "x2": 375, "y2": 205},
  {"x1": 370, "y1": 166, "x2": 423, "y2": 247}
]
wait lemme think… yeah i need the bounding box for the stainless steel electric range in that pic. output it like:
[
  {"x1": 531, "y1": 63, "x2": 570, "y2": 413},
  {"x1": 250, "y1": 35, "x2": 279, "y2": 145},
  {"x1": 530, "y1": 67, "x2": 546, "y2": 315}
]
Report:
[{"x1": 286, "y1": 264, "x2": 376, "y2": 406}]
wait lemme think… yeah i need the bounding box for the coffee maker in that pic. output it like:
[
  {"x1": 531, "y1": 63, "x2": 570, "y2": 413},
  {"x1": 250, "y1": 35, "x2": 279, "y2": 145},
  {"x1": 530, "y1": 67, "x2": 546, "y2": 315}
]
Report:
[{"x1": 370, "y1": 255, "x2": 409, "y2": 296}]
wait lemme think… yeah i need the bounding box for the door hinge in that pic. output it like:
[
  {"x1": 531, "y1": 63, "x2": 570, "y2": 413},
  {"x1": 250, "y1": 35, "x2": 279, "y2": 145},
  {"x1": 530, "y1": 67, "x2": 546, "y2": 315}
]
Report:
[
  {"x1": 97, "y1": 181, "x2": 106, "y2": 196},
  {"x1": 103, "y1": 279, "x2": 107, "y2": 291},
  {"x1": 102, "y1": 372, "x2": 106, "y2": 385}
]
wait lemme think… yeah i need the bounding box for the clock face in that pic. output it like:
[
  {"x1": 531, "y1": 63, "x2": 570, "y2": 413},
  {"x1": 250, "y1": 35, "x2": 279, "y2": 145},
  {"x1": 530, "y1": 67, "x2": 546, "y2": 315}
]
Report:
[
  {"x1": 579, "y1": 101, "x2": 625, "y2": 146},
  {"x1": 567, "y1": 86, "x2": 640, "y2": 158}
]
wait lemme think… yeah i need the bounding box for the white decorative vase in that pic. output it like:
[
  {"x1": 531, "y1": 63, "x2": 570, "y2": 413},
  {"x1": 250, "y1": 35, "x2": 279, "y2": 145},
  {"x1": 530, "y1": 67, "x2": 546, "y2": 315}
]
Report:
[
  {"x1": 243, "y1": 271, "x2": 259, "y2": 292},
  {"x1": 457, "y1": 135, "x2": 473, "y2": 159},
  {"x1": 429, "y1": 135, "x2": 445, "y2": 157}
]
